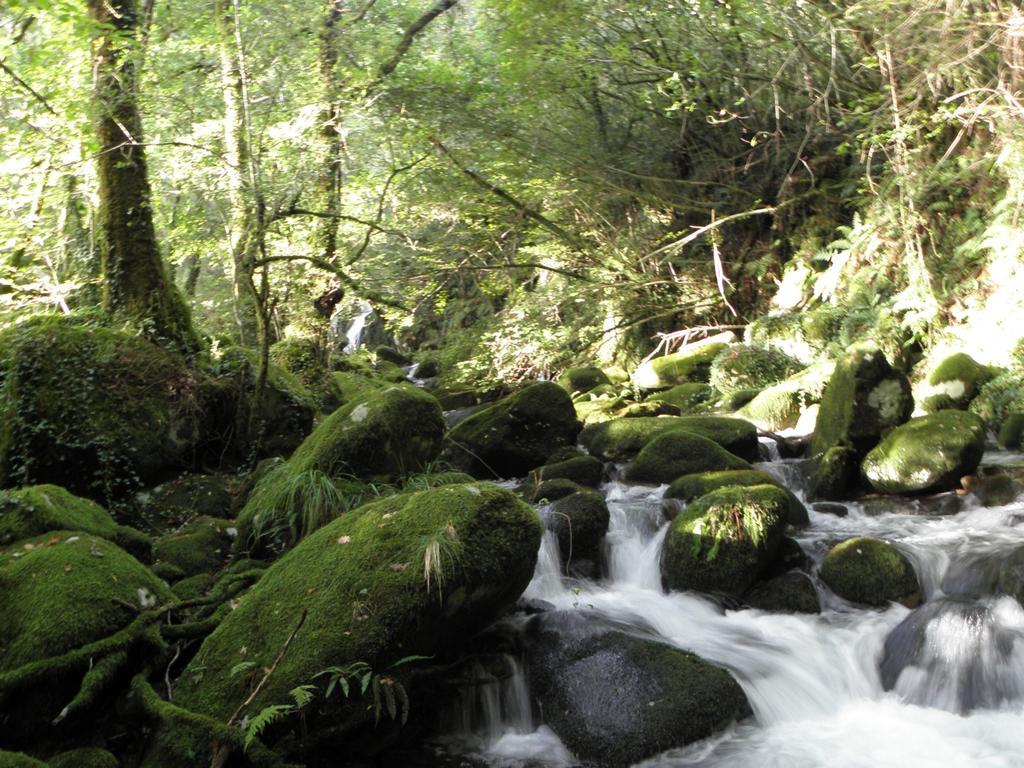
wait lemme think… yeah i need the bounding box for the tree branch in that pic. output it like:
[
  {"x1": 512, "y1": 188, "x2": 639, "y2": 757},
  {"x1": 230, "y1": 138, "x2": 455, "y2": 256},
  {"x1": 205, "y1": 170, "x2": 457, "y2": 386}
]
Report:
[
  {"x1": 0, "y1": 58, "x2": 59, "y2": 116},
  {"x1": 252, "y1": 253, "x2": 407, "y2": 311},
  {"x1": 376, "y1": 0, "x2": 459, "y2": 82}
]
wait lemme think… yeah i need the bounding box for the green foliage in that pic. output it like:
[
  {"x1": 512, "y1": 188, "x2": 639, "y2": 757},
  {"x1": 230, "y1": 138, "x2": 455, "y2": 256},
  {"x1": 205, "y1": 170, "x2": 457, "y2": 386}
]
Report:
[
  {"x1": 971, "y1": 369, "x2": 1024, "y2": 429},
  {"x1": 709, "y1": 345, "x2": 802, "y2": 395}
]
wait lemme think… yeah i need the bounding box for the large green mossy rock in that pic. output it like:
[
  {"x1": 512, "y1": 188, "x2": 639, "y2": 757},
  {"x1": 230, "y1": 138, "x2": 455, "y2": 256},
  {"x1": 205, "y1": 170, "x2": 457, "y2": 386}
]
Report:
[
  {"x1": 660, "y1": 485, "x2": 791, "y2": 596},
  {"x1": 820, "y1": 536, "x2": 921, "y2": 607},
  {"x1": 625, "y1": 431, "x2": 750, "y2": 485},
  {"x1": 920, "y1": 352, "x2": 995, "y2": 413},
  {"x1": 664, "y1": 470, "x2": 808, "y2": 525},
  {"x1": 0, "y1": 317, "x2": 203, "y2": 500},
  {"x1": 581, "y1": 416, "x2": 758, "y2": 463},
  {"x1": 135, "y1": 473, "x2": 236, "y2": 532},
  {"x1": 809, "y1": 347, "x2": 913, "y2": 499},
  {"x1": 709, "y1": 345, "x2": 802, "y2": 395},
  {"x1": 861, "y1": 411, "x2": 987, "y2": 495},
  {"x1": 174, "y1": 483, "x2": 541, "y2": 730},
  {"x1": 0, "y1": 484, "x2": 150, "y2": 559},
  {"x1": 558, "y1": 366, "x2": 611, "y2": 394},
  {"x1": 289, "y1": 385, "x2": 445, "y2": 482},
  {"x1": 0, "y1": 532, "x2": 173, "y2": 672},
  {"x1": 647, "y1": 383, "x2": 718, "y2": 414},
  {"x1": 737, "y1": 362, "x2": 834, "y2": 431},
  {"x1": 631, "y1": 343, "x2": 728, "y2": 390},
  {"x1": 153, "y1": 516, "x2": 236, "y2": 581},
  {"x1": 445, "y1": 382, "x2": 580, "y2": 478},
  {"x1": 529, "y1": 454, "x2": 604, "y2": 489},
  {"x1": 745, "y1": 309, "x2": 844, "y2": 363},
  {"x1": 525, "y1": 611, "x2": 748, "y2": 768},
  {"x1": 546, "y1": 490, "x2": 609, "y2": 576}
]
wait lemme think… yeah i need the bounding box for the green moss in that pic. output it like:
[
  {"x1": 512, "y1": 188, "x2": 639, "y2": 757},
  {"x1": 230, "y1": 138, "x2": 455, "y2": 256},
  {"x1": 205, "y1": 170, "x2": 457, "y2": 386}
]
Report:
[
  {"x1": 665, "y1": 471, "x2": 808, "y2": 526},
  {"x1": 270, "y1": 337, "x2": 328, "y2": 385},
  {"x1": 997, "y1": 413, "x2": 1024, "y2": 449},
  {"x1": 48, "y1": 748, "x2": 119, "y2": 768},
  {"x1": 970, "y1": 369, "x2": 1024, "y2": 429},
  {"x1": 626, "y1": 430, "x2": 750, "y2": 485},
  {"x1": 660, "y1": 485, "x2": 789, "y2": 596},
  {"x1": 401, "y1": 471, "x2": 477, "y2": 491},
  {"x1": 738, "y1": 361, "x2": 834, "y2": 431},
  {"x1": 581, "y1": 415, "x2": 759, "y2": 462},
  {"x1": 616, "y1": 400, "x2": 681, "y2": 418},
  {"x1": 819, "y1": 536, "x2": 920, "y2": 607},
  {"x1": 445, "y1": 382, "x2": 580, "y2": 478},
  {"x1": 0, "y1": 531, "x2": 173, "y2": 672},
  {"x1": 153, "y1": 516, "x2": 236, "y2": 579},
  {"x1": 290, "y1": 385, "x2": 445, "y2": 481},
  {"x1": 557, "y1": 366, "x2": 611, "y2": 394},
  {"x1": 530, "y1": 455, "x2": 604, "y2": 489},
  {"x1": 920, "y1": 352, "x2": 994, "y2": 413},
  {"x1": 135, "y1": 473, "x2": 235, "y2": 533},
  {"x1": 0, "y1": 484, "x2": 151, "y2": 559},
  {"x1": 531, "y1": 478, "x2": 586, "y2": 503},
  {"x1": 811, "y1": 446, "x2": 859, "y2": 501},
  {"x1": 0, "y1": 316, "x2": 202, "y2": 501},
  {"x1": 631, "y1": 343, "x2": 727, "y2": 390},
  {"x1": 0, "y1": 751, "x2": 44, "y2": 767},
  {"x1": 547, "y1": 490, "x2": 609, "y2": 571},
  {"x1": 709, "y1": 345, "x2": 802, "y2": 394},
  {"x1": 648, "y1": 383, "x2": 718, "y2": 414},
  {"x1": 861, "y1": 411, "x2": 987, "y2": 494},
  {"x1": 175, "y1": 483, "x2": 542, "y2": 726},
  {"x1": 719, "y1": 388, "x2": 761, "y2": 411}
]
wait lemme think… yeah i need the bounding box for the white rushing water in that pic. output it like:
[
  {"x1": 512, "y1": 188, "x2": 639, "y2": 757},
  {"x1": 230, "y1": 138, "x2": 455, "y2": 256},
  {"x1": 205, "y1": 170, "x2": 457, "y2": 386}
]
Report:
[
  {"x1": 449, "y1": 447, "x2": 1024, "y2": 768},
  {"x1": 342, "y1": 302, "x2": 373, "y2": 354}
]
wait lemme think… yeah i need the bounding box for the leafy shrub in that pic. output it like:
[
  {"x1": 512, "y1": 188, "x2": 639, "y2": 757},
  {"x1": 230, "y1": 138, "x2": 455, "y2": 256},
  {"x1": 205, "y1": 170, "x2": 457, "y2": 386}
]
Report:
[{"x1": 709, "y1": 344, "x2": 802, "y2": 394}]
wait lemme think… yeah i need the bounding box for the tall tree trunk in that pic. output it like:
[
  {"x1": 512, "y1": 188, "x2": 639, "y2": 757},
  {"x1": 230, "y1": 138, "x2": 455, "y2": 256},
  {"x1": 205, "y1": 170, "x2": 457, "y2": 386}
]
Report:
[
  {"x1": 85, "y1": 0, "x2": 199, "y2": 354},
  {"x1": 215, "y1": 0, "x2": 261, "y2": 346},
  {"x1": 314, "y1": 0, "x2": 345, "y2": 264}
]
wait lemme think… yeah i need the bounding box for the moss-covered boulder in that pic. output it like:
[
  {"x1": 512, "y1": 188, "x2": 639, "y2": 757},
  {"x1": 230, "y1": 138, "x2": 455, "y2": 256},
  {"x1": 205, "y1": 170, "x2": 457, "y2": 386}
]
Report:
[
  {"x1": 819, "y1": 536, "x2": 921, "y2": 607},
  {"x1": 997, "y1": 413, "x2": 1024, "y2": 449},
  {"x1": 135, "y1": 472, "x2": 236, "y2": 532},
  {"x1": 709, "y1": 344, "x2": 802, "y2": 395},
  {"x1": 0, "y1": 484, "x2": 150, "y2": 559},
  {"x1": 289, "y1": 385, "x2": 445, "y2": 482},
  {"x1": 616, "y1": 400, "x2": 681, "y2": 418},
  {"x1": 738, "y1": 362, "x2": 834, "y2": 432},
  {"x1": 525, "y1": 611, "x2": 748, "y2": 768},
  {"x1": 374, "y1": 345, "x2": 412, "y2": 367},
  {"x1": 173, "y1": 483, "x2": 541, "y2": 741},
  {"x1": 744, "y1": 571, "x2": 820, "y2": 614},
  {"x1": 720, "y1": 388, "x2": 761, "y2": 411},
  {"x1": 0, "y1": 317, "x2": 205, "y2": 500},
  {"x1": 664, "y1": 470, "x2": 808, "y2": 526},
  {"x1": 531, "y1": 478, "x2": 587, "y2": 503},
  {"x1": 625, "y1": 431, "x2": 750, "y2": 485},
  {"x1": 660, "y1": 485, "x2": 791, "y2": 596},
  {"x1": 529, "y1": 454, "x2": 604, "y2": 489},
  {"x1": 0, "y1": 532, "x2": 173, "y2": 673},
  {"x1": 920, "y1": 352, "x2": 995, "y2": 413},
  {"x1": 152, "y1": 516, "x2": 236, "y2": 581},
  {"x1": 861, "y1": 411, "x2": 987, "y2": 495},
  {"x1": 558, "y1": 366, "x2": 611, "y2": 394},
  {"x1": 546, "y1": 490, "x2": 610, "y2": 577},
  {"x1": 809, "y1": 346, "x2": 914, "y2": 499},
  {"x1": 581, "y1": 415, "x2": 758, "y2": 463},
  {"x1": 631, "y1": 342, "x2": 727, "y2": 390},
  {"x1": 647, "y1": 383, "x2": 718, "y2": 414},
  {"x1": 444, "y1": 382, "x2": 580, "y2": 478},
  {"x1": 970, "y1": 369, "x2": 1024, "y2": 430},
  {"x1": 48, "y1": 749, "x2": 119, "y2": 768},
  {"x1": 269, "y1": 337, "x2": 340, "y2": 409}
]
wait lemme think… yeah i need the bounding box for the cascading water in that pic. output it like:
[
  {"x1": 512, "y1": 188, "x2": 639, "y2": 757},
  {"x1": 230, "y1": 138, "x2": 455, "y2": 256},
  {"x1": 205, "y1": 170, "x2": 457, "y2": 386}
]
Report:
[
  {"x1": 341, "y1": 302, "x2": 373, "y2": 354},
  {"x1": 439, "y1": 448, "x2": 1024, "y2": 767}
]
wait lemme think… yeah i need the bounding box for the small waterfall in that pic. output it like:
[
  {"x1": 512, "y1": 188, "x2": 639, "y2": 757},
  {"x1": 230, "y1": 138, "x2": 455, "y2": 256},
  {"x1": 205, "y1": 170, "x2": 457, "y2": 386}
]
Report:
[
  {"x1": 524, "y1": 528, "x2": 569, "y2": 602},
  {"x1": 440, "y1": 655, "x2": 534, "y2": 748},
  {"x1": 758, "y1": 435, "x2": 782, "y2": 462},
  {"x1": 342, "y1": 302, "x2": 373, "y2": 354}
]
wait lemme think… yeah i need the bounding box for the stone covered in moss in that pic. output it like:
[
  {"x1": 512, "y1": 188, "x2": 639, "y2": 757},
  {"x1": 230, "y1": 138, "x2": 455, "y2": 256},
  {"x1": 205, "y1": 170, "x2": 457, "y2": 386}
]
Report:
[
  {"x1": 0, "y1": 316, "x2": 204, "y2": 501},
  {"x1": 809, "y1": 346, "x2": 913, "y2": 499},
  {"x1": 0, "y1": 484, "x2": 150, "y2": 558},
  {"x1": 861, "y1": 411, "x2": 987, "y2": 495},
  {"x1": 0, "y1": 532, "x2": 173, "y2": 672},
  {"x1": 289, "y1": 385, "x2": 445, "y2": 482},
  {"x1": 402, "y1": 470, "x2": 476, "y2": 490},
  {"x1": 445, "y1": 382, "x2": 580, "y2": 478},
  {"x1": 135, "y1": 473, "x2": 235, "y2": 532},
  {"x1": 547, "y1": 490, "x2": 610, "y2": 576},
  {"x1": 631, "y1": 342, "x2": 727, "y2": 390},
  {"x1": 664, "y1": 470, "x2": 808, "y2": 526},
  {"x1": 581, "y1": 415, "x2": 758, "y2": 463},
  {"x1": 920, "y1": 352, "x2": 995, "y2": 413},
  {"x1": 738, "y1": 361, "x2": 833, "y2": 432},
  {"x1": 0, "y1": 751, "x2": 43, "y2": 767},
  {"x1": 526, "y1": 611, "x2": 748, "y2": 768},
  {"x1": 174, "y1": 483, "x2": 542, "y2": 732},
  {"x1": 48, "y1": 749, "x2": 119, "y2": 768},
  {"x1": 811, "y1": 446, "x2": 859, "y2": 501},
  {"x1": 531, "y1": 478, "x2": 586, "y2": 503},
  {"x1": 153, "y1": 516, "x2": 236, "y2": 580},
  {"x1": 720, "y1": 388, "x2": 761, "y2": 411},
  {"x1": 970, "y1": 369, "x2": 1024, "y2": 430},
  {"x1": 558, "y1": 366, "x2": 611, "y2": 394},
  {"x1": 375, "y1": 345, "x2": 412, "y2": 367},
  {"x1": 530, "y1": 454, "x2": 604, "y2": 489},
  {"x1": 647, "y1": 383, "x2": 718, "y2": 414},
  {"x1": 820, "y1": 536, "x2": 920, "y2": 607},
  {"x1": 625, "y1": 431, "x2": 750, "y2": 485},
  {"x1": 997, "y1": 413, "x2": 1024, "y2": 449},
  {"x1": 744, "y1": 571, "x2": 820, "y2": 614},
  {"x1": 616, "y1": 401, "x2": 681, "y2": 418},
  {"x1": 709, "y1": 344, "x2": 802, "y2": 395},
  {"x1": 660, "y1": 485, "x2": 790, "y2": 596}
]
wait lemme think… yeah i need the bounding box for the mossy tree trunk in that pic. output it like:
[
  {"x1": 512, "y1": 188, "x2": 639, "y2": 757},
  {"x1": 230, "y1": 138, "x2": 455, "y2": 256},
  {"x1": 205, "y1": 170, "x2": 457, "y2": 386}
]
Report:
[
  {"x1": 313, "y1": 0, "x2": 345, "y2": 264},
  {"x1": 85, "y1": 0, "x2": 199, "y2": 354},
  {"x1": 215, "y1": 0, "x2": 262, "y2": 347}
]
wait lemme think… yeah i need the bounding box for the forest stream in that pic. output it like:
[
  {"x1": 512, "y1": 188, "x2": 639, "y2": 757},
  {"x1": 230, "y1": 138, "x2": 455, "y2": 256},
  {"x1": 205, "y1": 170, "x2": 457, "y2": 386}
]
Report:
[{"x1": 421, "y1": 441, "x2": 1024, "y2": 768}]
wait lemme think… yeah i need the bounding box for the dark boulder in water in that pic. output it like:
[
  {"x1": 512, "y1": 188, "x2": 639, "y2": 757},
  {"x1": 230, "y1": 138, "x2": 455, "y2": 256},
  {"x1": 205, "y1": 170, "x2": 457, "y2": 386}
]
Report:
[{"x1": 525, "y1": 610, "x2": 749, "y2": 768}]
